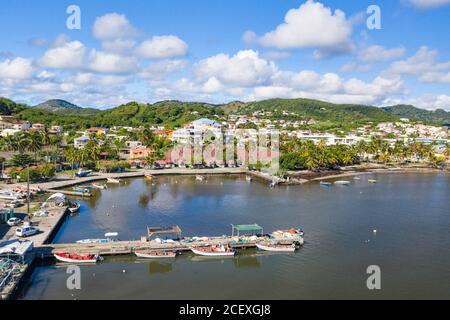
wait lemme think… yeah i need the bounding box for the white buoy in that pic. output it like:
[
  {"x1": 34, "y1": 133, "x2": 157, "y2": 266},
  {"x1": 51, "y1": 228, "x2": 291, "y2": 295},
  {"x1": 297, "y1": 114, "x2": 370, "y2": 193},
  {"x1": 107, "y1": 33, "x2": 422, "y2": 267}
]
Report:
[
  {"x1": 122, "y1": 269, "x2": 126, "y2": 273},
  {"x1": 373, "y1": 229, "x2": 377, "y2": 233}
]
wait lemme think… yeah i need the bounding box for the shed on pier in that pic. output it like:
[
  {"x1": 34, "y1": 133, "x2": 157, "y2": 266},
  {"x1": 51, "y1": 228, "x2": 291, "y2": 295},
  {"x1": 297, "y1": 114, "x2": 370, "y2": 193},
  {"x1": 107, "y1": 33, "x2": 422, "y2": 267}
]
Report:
[
  {"x1": 147, "y1": 226, "x2": 182, "y2": 241},
  {"x1": 231, "y1": 224, "x2": 263, "y2": 237}
]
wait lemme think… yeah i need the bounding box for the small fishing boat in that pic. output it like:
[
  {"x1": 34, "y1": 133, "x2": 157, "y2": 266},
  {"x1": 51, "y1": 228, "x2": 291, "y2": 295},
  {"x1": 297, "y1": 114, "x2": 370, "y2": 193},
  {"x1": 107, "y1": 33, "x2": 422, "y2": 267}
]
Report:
[
  {"x1": 92, "y1": 183, "x2": 107, "y2": 189},
  {"x1": 68, "y1": 202, "x2": 81, "y2": 213},
  {"x1": 77, "y1": 232, "x2": 118, "y2": 244},
  {"x1": 353, "y1": 176, "x2": 361, "y2": 180},
  {"x1": 54, "y1": 253, "x2": 101, "y2": 263},
  {"x1": 320, "y1": 181, "x2": 332, "y2": 186},
  {"x1": 191, "y1": 245, "x2": 235, "y2": 257},
  {"x1": 334, "y1": 180, "x2": 350, "y2": 185},
  {"x1": 368, "y1": 179, "x2": 377, "y2": 183},
  {"x1": 135, "y1": 250, "x2": 177, "y2": 259},
  {"x1": 195, "y1": 175, "x2": 204, "y2": 181},
  {"x1": 107, "y1": 177, "x2": 121, "y2": 184},
  {"x1": 76, "y1": 239, "x2": 109, "y2": 244},
  {"x1": 246, "y1": 175, "x2": 253, "y2": 182},
  {"x1": 256, "y1": 242, "x2": 297, "y2": 253},
  {"x1": 72, "y1": 187, "x2": 90, "y2": 193}
]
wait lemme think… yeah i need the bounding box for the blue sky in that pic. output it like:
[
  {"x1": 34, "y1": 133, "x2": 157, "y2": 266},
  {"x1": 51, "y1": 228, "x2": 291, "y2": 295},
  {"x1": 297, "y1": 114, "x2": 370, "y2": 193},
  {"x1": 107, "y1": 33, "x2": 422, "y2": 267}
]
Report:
[{"x1": 1, "y1": 0, "x2": 450, "y2": 110}]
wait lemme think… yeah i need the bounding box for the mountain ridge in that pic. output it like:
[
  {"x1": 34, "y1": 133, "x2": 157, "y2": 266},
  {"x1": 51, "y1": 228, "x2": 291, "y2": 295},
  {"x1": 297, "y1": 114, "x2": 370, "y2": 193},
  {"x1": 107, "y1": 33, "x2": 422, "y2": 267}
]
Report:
[{"x1": 1, "y1": 96, "x2": 449, "y2": 129}]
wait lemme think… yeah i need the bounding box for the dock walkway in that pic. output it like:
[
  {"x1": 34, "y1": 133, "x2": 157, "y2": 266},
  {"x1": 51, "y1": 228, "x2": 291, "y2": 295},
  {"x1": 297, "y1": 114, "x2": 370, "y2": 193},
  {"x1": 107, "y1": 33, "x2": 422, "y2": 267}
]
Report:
[{"x1": 35, "y1": 235, "x2": 304, "y2": 258}]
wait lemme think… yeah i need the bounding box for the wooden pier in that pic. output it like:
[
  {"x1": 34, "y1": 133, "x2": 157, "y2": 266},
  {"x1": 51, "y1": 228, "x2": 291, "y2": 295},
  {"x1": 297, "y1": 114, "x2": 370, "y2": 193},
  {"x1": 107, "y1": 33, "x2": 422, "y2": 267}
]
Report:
[{"x1": 35, "y1": 235, "x2": 304, "y2": 259}]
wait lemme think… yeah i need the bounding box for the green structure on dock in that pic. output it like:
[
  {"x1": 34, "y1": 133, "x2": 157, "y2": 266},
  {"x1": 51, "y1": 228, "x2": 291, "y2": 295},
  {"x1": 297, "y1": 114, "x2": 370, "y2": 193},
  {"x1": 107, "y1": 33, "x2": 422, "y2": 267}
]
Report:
[{"x1": 231, "y1": 224, "x2": 263, "y2": 237}]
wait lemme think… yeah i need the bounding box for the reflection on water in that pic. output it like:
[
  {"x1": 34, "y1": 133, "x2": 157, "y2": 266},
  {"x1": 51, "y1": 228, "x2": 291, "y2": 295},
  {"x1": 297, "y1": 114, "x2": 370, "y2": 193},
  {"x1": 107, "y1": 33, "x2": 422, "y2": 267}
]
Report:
[
  {"x1": 148, "y1": 261, "x2": 173, "y2": 274},
  {"x1": 23, "y1": 173, "x2": 450, "y2": 300}
]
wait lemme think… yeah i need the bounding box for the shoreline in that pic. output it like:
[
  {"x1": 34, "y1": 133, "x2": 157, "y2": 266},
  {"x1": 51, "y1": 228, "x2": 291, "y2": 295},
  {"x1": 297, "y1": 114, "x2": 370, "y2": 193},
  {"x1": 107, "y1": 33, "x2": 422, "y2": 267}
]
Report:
[{"x1": 0, "y1": 165, "x2": 447, "y2": 192}]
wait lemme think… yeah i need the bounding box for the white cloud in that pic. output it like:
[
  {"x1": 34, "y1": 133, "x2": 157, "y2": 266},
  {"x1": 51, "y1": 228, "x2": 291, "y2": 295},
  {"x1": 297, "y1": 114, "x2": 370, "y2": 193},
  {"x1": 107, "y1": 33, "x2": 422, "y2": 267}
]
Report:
[
  {"x1": 260, "y1": 51, "x2": 291, "y2": 60},
  {"x1": 136, "y1": 35, "x2": 188, "y2": 59},
  {"x1": 194, "y1": 50, "x2": 277, "y2": 87},
  {"x1": 140, "y1": 59, "x2": 186, "y2": 79},
  {"x1": 358, "y1": 45, "x2": 406, "y2": 62},
  {"x1": 0, "y1": 57, "x2": 33, "y2": 80},
  {"x1": 101, "y1": 39, "x2": 136, "y2": 53},
  {"x1": 384, "y1": 94, "x2": 450, "y2": 111},
  {"x1": 93, "y1": 13, "x2": 137, "y2": 40},
  {"x1": 244, "y1": 0, "x2": 353, "y2": 55},
  {"x1": 88, "y1": 50, "x2": 138, "y2": 74},
  {"x1": 385, "y1": 46, "x2": 450, "y2": 83},
  {"x1": 406, "y1": 0, "x2": 450, "y2": 9},
  {"x1": 38, "y1": 40, "x2": 86, "y2": 69}
]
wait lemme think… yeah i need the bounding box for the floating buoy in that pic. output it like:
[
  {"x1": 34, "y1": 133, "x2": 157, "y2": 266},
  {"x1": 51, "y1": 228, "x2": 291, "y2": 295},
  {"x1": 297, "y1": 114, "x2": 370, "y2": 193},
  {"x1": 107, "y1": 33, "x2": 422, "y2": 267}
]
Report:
[
  {"x1": 373, "y1": 229, "x2": 377, "y2": 233},
  {"x1": 122, "y1": 269, "x2": 126, "y2": 273}
]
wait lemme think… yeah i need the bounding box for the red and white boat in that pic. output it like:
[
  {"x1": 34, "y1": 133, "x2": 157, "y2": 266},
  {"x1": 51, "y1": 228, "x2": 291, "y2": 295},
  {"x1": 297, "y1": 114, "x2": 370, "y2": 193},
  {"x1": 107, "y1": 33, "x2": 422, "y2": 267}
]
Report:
[
  {"x1": 135, "y1": 250, "x2": 177, "y2": 259},
  {"x1": 54, "y1": 253, "x2": 101, "y2": 263},
  {"x1": 256, "y1": 242, "x2": 296, "y2": 253},
  {"x1": 191, "y1": 245, "x2": 235, "y2": 257}
]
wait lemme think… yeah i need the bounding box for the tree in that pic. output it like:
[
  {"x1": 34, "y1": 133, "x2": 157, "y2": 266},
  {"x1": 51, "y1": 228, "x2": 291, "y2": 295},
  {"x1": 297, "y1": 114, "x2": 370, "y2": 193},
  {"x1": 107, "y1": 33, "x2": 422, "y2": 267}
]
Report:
[{"x1": 11, "y1": 154, "x2": 33, "y2": 168}]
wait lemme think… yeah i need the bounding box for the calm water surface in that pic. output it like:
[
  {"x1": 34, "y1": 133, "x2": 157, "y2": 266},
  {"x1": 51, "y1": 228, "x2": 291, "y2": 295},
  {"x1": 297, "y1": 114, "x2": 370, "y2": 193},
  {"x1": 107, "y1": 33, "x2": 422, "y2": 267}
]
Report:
[{"x1": 22, "y1": 173, "x2": 450, "y2": 299}]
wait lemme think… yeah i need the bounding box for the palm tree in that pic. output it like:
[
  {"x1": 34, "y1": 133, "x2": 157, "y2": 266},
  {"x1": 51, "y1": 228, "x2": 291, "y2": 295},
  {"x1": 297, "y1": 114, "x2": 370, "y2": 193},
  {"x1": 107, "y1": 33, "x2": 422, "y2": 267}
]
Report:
[{"x1": 28, "y1": 133, "x2": 43, "y2": 160}]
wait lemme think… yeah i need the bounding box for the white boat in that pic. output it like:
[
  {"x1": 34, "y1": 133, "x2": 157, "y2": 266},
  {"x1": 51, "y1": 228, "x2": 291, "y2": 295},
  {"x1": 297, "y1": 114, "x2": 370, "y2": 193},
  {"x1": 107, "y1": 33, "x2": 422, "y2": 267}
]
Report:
[
  {"x1": 320, "y1": 181, "x2": 332, "y2": 186},
  {"x1": 135, "y1": 250, "x2": 177, "y2": 258},
  {"x1": 334, "y1": 180, "x2": 350, "y2": 185},
  {"x1": 54, "y1": 253, "x2": 100, "y2": 263},
  {"x1": 353, "y1": 176, "x2": 361, "y2": 180},
  {"x1": 76, "y1": 238, "x2": 110, "y2": 244},
  {"x1": 191, "y1": 245, "x2": 235, "y2": 257},
  {"x1": 195, "y1": 175, "x2": 204, "y2": 181},
  {"x1": 368, "y1": 179, "x2": 377, "y2": 183},
  {"x1": 68, "y1": 202, "x2": 81, "y2": 213},
  {"x1": 92, "y1": 183, "x2": 107, "y2": 189},
  {"x1": 256, "y1": 243, "x2": 296, "y2": 252},
  {"x1": 107, "y1": 177, "x2": 121, "y2": 184},
  {"x1": 76, "y1": 232, "x2": 118, "y2": 244}
]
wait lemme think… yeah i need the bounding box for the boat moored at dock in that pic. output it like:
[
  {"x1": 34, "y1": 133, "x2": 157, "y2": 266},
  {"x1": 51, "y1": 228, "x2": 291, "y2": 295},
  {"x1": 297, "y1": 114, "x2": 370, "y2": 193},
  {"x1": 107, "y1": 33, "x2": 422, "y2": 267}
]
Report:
[
  {"x1": 107, "y1": 177, "x2": 121, "y2": 184},
  {"x1": 191, "y1": 245, "x2": 236, "y2": 257},
  {"x1": 54, "y1": 253, "x2": 101, "y2": 264},
  {"x1": 256, "y1": 242, "x2": 297, "y2": 252},
  {"x1": 334, "y1": 180, "x2": 350, "y2": 185},
  {"x1": 135, "y1": 250, "x2": 177, "y2": 258}
]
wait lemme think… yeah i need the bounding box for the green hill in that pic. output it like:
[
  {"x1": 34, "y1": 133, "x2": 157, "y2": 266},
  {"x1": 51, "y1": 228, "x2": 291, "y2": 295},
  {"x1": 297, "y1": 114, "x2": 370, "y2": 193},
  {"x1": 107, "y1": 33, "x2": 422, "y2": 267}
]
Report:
[
  {"x1": 34, "y1": 99, "x2": 99, "y2": 115},
  {"x1": 2, "y1": 96, "x2": 449, "y2": 130},
  {"x1": 382, "y1": 104, "x2": 450, "y2": 125}
]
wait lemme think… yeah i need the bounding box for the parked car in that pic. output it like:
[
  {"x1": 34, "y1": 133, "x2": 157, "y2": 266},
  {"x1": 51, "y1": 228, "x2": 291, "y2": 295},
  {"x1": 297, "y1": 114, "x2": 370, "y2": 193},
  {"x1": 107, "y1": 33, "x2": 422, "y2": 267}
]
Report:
[
  {"x1": 15, "y1": 226, "x2": 38, "y2": 238},
  {"x1": 7, "y1": 217, "x2": 22, "y2": 226}
]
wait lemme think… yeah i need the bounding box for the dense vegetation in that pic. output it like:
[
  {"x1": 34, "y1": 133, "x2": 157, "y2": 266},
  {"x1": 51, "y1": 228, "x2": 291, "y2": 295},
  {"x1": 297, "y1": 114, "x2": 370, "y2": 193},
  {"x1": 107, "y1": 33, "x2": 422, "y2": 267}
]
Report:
[
  {"x1": 34, "y1": 99, "x2": 99, "y2": 116},
  {"x1": 1, "y1": 96, "x2": 449, "y2": 131},
  {"x1": 382, "y1": 105, "x2": 450, "y2": 125},
  {"x1": 279, "y1": 136, "x2": 448, "y2": 172}
]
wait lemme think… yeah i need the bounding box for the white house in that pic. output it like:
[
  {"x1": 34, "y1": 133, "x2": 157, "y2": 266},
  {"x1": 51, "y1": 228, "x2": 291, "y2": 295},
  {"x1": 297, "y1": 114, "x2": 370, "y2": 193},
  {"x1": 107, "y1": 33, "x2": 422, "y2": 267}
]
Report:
[{"x1": 74, "y1": 136, "x2": 91, "y2": 149}]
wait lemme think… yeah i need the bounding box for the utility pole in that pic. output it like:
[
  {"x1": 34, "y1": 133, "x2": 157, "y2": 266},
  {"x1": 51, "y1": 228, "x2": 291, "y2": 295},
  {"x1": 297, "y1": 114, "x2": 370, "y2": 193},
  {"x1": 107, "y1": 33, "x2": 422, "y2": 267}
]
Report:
[{"x1": 27, "y1": 164, "x2": 30, "y2": 216}]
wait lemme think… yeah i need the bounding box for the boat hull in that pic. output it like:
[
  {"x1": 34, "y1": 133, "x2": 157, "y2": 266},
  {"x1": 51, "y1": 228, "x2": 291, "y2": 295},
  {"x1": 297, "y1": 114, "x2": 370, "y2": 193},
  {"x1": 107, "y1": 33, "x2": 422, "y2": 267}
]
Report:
[
  {"x1": 54, "y1": 253, "x2": 99, "y2": 263},
  {"x1": 135, "y1": 251, "x2": 177, "y2": 258},
  {"x1": 191, "y1": 248, "x2": 235, "y2": 257},
  {"x1": 256, "y1": 244, "x2": 296, "y2": 252}
]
